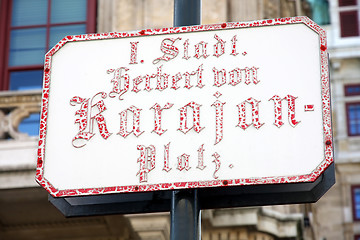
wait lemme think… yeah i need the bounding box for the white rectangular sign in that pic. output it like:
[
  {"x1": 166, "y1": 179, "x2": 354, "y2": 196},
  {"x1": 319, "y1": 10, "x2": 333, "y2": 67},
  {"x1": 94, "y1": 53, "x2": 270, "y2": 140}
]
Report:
[{"x1": 36, "y1": 17, "x2": 333, "y2": 197}]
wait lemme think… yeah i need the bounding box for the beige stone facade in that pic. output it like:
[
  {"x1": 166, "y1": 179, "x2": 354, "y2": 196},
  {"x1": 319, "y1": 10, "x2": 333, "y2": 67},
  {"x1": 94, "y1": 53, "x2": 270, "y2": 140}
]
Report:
[{"x1": 1, "y1": 0, "x2": 360, "y2": 239}]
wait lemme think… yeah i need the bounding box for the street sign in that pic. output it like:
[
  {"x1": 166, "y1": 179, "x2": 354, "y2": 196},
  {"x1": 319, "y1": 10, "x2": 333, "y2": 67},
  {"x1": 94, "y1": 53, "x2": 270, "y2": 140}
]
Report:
[{"x1": 36, "y1": 16, "x2": 333, "y2": 197}]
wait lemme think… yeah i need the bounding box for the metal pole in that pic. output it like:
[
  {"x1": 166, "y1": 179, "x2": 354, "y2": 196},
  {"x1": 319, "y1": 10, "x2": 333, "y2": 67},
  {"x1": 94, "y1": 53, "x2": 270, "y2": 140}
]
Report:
[
  {"x1": 173, "y1": 0, "x2": 201, "y2": 27},
  {"x1": 171, "y1": 1, "x2": 201, "y2": 240},
  {"x1": 171, "y1": 190, "x2": 201, "y2": 240}
]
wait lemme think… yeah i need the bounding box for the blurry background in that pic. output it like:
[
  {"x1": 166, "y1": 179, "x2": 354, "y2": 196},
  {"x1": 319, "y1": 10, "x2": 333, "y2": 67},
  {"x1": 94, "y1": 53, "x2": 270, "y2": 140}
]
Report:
[{"x1": 0, "y1": 0, "x2": 359, "y2": 239}]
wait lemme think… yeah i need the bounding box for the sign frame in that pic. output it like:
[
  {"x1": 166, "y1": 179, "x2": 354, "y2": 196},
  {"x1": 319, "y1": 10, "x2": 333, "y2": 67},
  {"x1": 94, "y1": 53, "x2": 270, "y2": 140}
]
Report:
[
  {"x1": 36, "y1": 16, "x2": 333, "y2": 198},
  {"x1": 49, "y1": 163, "x2": 335, "y2": 217}
]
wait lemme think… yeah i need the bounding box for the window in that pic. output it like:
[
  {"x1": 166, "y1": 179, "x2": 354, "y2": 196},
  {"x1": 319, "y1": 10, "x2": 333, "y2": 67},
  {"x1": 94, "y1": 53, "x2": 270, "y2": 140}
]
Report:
[
  {"x1": 0, "y1": 0, "x2": 96, "y2": 136},
  {"x1": 0, "y1": 0, "x2": 96, "y2": 90},
  {"x1": 347, "y1": 102, "x2": 360, "y2": 136},
  {"x1": 352, "y1": 186, "x2": 360, "y2": 221},
  {"x1": 345, "y1": 84, "x2": 360, "y2": 136},
  {"x1": 338, "y1": 0, "x2": 360, "y2": 37},
  {"x1": 307, "y1": 0, "x2": 331, "y2": 25},
  {"x1": 345, "y1": 84, "x2": 360, "y2": 96}
]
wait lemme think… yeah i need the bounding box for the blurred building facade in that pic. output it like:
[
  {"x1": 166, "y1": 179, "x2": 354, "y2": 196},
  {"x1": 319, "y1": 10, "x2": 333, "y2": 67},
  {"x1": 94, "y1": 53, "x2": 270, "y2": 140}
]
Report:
[{"x1": 0, "y1": 0, "x2": 359, "y2": 240}]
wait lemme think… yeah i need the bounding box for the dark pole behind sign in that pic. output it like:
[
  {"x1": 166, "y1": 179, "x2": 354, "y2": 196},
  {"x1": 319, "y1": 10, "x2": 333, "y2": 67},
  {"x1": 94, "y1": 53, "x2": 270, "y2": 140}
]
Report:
[
  {"x1": 174, "y1": 0, "x2": 201, "y2": 27},
  {"x1": 172, "y1": 1, "x2": 201, "y2": 239},
  {"x1": 171, "y1": 190, "x2": 201, "y2": 240}
]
